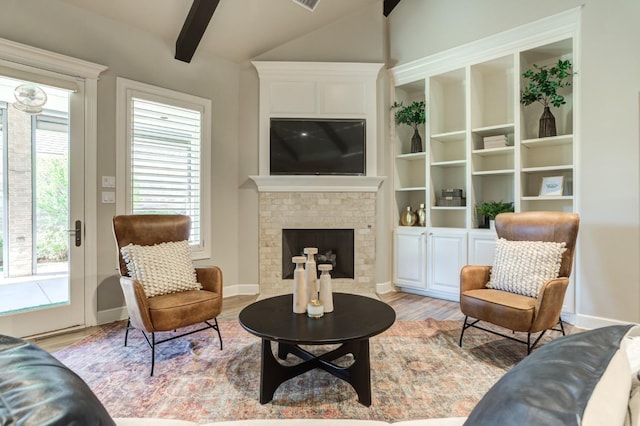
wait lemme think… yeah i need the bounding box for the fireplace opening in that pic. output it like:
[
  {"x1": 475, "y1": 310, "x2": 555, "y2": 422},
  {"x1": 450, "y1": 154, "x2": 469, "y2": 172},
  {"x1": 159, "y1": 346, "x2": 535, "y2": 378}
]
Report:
[{"x1": 282, "y1": 228, "x2": 355, "y2": 279}]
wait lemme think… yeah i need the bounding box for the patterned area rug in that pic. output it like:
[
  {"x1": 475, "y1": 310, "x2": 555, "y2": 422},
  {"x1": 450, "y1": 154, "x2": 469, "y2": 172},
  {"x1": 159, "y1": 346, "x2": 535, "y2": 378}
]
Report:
[{"x1": 53, "y1": 319, "x2": 556, "y2": 423}]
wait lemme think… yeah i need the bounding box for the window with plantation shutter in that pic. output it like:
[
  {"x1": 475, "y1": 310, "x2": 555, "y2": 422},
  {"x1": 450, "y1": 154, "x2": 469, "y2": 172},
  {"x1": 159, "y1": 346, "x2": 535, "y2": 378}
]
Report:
[{"x1": 116, "y1": 78, "x2": 211, "y2": 259}]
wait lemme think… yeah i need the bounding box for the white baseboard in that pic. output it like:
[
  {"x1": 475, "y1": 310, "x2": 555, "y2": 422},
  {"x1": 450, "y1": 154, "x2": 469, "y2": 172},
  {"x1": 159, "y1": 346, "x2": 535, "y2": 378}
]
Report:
[
  {"x1": 97, "y1": 306, "x2": 128, "y2": 325},
  {"x1": 573, "y1": 313, "x2": 634, "y2": 330},
  {"x1": 376, "y1": 281, "x2": 396, "y2": 294},
  {"x1": 223, "y1": 283, "x2": 260, "y2": 297}
]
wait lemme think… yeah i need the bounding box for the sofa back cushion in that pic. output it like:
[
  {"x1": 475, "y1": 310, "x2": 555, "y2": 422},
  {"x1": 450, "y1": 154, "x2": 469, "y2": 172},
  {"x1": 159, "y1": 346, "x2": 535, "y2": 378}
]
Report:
[
  {"x1": 0, "y1": 335, "x2": 115, "y2": 425},
  {"x1": 464, "y1": 324, "x2": 635, "y2": 426}
]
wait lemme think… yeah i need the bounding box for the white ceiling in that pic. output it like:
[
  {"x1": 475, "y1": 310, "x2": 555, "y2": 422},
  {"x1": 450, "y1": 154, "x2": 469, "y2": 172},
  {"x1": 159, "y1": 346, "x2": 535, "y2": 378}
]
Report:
[{"x1": 60, "y1": 0, "x2": 381, "y2": 63}]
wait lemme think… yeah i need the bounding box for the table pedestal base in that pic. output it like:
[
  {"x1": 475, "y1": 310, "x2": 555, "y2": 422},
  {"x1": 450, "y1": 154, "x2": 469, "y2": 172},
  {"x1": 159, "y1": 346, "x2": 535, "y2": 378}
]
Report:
[{"x1": 259, "y1": 339, "x2": 371, "y2": 406}]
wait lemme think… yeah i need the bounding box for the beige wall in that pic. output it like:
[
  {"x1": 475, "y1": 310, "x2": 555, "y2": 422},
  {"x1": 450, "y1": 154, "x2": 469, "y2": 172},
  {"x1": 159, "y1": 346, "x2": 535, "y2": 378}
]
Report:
[
  {"x1": 0, "y1": 0, "x2": 242, "y2": 312},
  {"x1": 388, "y1": 0, "x2": 640, "y2": 324}
]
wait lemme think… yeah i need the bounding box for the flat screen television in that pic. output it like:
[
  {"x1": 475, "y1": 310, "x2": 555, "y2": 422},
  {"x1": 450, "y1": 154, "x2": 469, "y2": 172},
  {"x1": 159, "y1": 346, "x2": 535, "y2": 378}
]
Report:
[{"x1": 270, "y1": 118, "x2": 366, "y2": 176}]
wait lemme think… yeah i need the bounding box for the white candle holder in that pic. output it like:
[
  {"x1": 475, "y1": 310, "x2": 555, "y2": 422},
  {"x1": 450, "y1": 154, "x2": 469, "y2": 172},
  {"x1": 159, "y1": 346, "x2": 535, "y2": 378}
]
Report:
[
  {"x1": 318, "y1": 264, "x2": 333, "y2": 313},
  {"x1": 307, "y1": 299, "x2": 324, "y2": 318},
  {"x1": 292, "y1": 256, "x2": 307, "y2": 314}
]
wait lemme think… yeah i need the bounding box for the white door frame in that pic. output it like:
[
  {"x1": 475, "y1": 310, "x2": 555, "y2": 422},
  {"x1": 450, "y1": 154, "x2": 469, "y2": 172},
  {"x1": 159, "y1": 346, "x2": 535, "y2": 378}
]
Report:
[{"x1": 0, "y1": 37, "x2": 107, "y2": 333}]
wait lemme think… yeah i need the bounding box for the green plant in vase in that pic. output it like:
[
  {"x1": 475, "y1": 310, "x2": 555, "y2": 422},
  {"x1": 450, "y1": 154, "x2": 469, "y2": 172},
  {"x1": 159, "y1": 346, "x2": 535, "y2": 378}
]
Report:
[
  {"x1": 476, "y1": 200, "x2": 514, "y2": 229},
  {"x1": 520, "y1": 59, "x2": 574, "y2": 138},
  {"x1": 391, "y1": 100, "x2": 426, "y2": 153}
]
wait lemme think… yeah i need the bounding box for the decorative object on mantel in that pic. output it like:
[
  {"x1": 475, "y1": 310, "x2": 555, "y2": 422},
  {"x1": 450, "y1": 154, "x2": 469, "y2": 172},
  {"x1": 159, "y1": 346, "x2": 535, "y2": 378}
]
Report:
[
  {"x1": 520, "y1": 59, "x2": 574, "y2": 138},
  {"x1": 476, "y1": 200, "x2": 514, "y2": 230},
  {"x1": 416, "y1": 203, "x2": 426, "y2": 227},
  {"x1": 303, "y1": 247, "x2": 318, "y2": 303},
  {"x1": 318, "y1": 264, "x2": 333, "y2": 313},
  {"x1": 391, "y1": 100, "x2": 426, "y2": 153},
  {"x1": 400, "y1": 206, "x2": 417, "y2": 226},
  {"x1": 292, "y1": 256, "x2": 308, "y2": 314}
]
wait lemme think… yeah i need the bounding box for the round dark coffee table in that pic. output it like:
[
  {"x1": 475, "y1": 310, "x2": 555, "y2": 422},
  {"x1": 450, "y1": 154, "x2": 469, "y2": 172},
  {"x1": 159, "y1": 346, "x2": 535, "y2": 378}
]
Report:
[{"x1": 239, "y1": 292, "x2": 396, "y2": 406}]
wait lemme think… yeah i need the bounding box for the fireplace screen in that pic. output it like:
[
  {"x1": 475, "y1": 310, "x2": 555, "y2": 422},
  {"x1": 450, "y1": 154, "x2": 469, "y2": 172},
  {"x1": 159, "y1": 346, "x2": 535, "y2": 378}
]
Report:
[{"x1": 282, "y1": 229, "x2": 355, "y2": 279}]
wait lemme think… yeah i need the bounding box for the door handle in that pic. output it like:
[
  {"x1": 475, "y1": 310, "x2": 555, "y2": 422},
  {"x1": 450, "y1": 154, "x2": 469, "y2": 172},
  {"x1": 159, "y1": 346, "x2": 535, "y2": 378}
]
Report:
[{"x1": 67, "y1": 220, "x2": 82, "y2": 247}]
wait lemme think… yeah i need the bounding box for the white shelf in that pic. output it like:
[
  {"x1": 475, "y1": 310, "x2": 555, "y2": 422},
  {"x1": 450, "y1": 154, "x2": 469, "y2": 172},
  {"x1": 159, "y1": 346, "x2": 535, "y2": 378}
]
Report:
[
  {"x1": 396, "y1": 152, "x2": 427, "y2": 161},
  {"x1": 396, "y1": 187, "x2": 427, "y2": 192},
  {"x1": 430, "y1": 130, "x2": 466, "y2": 142},
  {"x1": 521, "y1": 165, "x2": 573, "y2": 173},
  {"x1": 521, "y1": 195, "x2": 574, "y2": 201},
  {"x1": 431, "y1": 160, "x2": 466, "y2": 168},
  {"x1": 471, "y1": 123, "x2": 515, "y2": 136},
  {"x1": 431, "y1": 206, "x2": 466, "y2": 210},
  {"x1": 472, "y1": 146, "x2": 514, "y2": 157},
  {"x1": 472, "y1": 169, "x2": 514, "y2": 176},
  {"x1": 521, "y1": 134, "x2": 573, "y2": 147}
]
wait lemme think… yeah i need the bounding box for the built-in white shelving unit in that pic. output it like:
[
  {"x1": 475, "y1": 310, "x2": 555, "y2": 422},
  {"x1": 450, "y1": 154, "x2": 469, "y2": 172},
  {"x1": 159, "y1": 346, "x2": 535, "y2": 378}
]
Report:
[{"x1": 390, "y1": 9, "x2": 580, "y2": 306}]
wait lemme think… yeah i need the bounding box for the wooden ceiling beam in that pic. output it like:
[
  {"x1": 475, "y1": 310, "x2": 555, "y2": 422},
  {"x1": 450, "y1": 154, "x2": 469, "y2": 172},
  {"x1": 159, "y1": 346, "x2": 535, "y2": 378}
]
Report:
[
  {"x1": 383, "y1": 0, "x2": 402, "y2": 17},
  {"x1": 175, "y1": 0, "x2": 220, "y2": 63}
]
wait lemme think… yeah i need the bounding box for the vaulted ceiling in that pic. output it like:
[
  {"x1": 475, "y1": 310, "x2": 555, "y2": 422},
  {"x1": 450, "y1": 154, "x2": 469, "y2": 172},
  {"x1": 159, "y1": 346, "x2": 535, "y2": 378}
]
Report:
[{"x1": 59, "y1": 0, "x2": 401, "y2": 63}]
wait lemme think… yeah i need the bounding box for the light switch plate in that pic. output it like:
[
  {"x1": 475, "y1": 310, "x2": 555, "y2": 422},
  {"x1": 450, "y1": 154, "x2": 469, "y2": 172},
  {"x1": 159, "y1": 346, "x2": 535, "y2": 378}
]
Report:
[
  {"x1": 102, "y1": 176, "x2": 116, "y2": 188},
  {"x1": 101, "y1": 191, "x2": 116, "y2": 203}
]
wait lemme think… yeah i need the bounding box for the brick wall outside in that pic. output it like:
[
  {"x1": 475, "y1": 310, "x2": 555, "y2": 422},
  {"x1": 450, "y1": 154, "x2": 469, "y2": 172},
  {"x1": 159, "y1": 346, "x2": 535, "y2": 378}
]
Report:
[
  {"x1": 6, "y1": 108, "x2": 33, "y2": 277},
  {"x1": 259, "y1": 192, "x2": 376, "y2": 295}
]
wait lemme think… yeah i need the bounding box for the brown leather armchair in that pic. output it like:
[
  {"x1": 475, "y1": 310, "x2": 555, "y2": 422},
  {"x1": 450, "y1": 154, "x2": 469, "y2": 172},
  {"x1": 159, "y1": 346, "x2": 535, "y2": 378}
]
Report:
[
  {"x1": 112, "y1": 214, "x2": 223, "y2": 375},
  {"x1": 459, "y1": 211, "x2": 579, "y2": 353}
]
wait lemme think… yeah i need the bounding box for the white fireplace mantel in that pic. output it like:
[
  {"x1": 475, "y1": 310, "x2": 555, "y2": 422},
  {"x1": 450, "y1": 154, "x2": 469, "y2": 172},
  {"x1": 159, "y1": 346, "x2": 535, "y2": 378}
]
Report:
[{"x1": 249, "y1": 175, "x2": 385, "y2": 192}]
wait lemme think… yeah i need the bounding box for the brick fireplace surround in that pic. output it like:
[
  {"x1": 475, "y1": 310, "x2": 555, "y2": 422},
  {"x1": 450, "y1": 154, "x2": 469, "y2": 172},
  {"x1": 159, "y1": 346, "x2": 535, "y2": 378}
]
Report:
[{"x1": 258, "y1": 191, "x2": 376, "y2": 296}]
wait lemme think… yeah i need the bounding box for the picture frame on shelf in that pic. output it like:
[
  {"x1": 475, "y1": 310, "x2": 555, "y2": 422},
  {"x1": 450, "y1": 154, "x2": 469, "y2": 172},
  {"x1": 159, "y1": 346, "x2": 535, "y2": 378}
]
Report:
[{"x1": 539, "y1": 176, "x2": 565, "y2": 196}]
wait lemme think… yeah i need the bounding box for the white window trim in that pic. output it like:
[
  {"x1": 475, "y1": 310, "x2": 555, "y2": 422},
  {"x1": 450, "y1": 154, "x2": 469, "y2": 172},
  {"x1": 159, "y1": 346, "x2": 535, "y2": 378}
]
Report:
[{"x1": 116, "y1": 77, "x2": 212, "y2": 260}]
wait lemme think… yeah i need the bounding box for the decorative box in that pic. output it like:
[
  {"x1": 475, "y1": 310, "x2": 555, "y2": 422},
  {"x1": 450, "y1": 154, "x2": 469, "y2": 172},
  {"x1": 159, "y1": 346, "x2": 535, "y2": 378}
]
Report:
[
  {"x1": 441, "y1": 188, "x2": 463, "y2": 198},
  {"x1": 437, "y1": 196, "x2": 466, "y2": 207}
]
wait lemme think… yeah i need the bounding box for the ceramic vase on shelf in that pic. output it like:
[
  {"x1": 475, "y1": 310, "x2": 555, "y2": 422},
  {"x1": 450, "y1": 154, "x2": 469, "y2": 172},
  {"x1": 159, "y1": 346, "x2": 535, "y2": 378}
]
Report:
[
  {"x1": 304, "y1": 247, "x2": 318, "y2": 302},
  {"x1": 318, "y1": 264, "x2": 333, "y2": 313},
  {"x1": 400, "y1": 206, "x2": 417, "y2": 226},
  {"x1": 538, "y1": 106, "x2": 557, "y2": 138},
  {"x1": 416, "y1": 203, "x2": 426, "y2": 227},
  {"x1": 411, "y1": 128, "x2": 423, "y2": 153},
  {"x1": 292, "y1": 256, "x2": 307, "y2": 314}
]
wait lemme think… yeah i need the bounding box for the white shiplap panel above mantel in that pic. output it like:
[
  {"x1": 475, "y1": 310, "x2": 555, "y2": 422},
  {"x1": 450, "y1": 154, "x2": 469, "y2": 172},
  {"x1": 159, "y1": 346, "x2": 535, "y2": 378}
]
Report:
[{"x1": 249, "y1": 175, "x2": 385, "y2": 192}]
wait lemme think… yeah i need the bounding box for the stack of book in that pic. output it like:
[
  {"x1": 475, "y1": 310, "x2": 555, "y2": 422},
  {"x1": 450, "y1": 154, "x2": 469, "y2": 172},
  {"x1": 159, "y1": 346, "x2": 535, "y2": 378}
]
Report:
[{"x1": 483, "y1": 135, "x2": 508, "y2": 149}]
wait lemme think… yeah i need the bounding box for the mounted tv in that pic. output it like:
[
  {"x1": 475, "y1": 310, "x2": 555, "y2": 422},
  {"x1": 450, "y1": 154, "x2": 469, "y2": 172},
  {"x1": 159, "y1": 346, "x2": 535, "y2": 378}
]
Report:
[{"x1": 270, "y1": 118, "x2": 366, "y2": 176}]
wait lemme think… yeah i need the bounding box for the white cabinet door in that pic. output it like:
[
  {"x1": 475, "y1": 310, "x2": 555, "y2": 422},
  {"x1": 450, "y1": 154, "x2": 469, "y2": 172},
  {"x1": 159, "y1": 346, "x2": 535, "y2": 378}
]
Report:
[
  {"x1": 427, "y1": 229, "x2": 467, "y2": 300},
  {"x1": 468, "y1": 230, "x2": 497, "y2": 266},
  {"x1": 393, "y1": 227, "x2": 427, "y2": 290}
]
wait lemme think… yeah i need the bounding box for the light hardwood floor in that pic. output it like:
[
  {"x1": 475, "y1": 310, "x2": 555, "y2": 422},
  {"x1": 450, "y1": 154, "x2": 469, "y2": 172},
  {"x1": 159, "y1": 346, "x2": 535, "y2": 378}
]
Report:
[{"x1": 30, "y1": 292, "x2": 464, "y2": 352}]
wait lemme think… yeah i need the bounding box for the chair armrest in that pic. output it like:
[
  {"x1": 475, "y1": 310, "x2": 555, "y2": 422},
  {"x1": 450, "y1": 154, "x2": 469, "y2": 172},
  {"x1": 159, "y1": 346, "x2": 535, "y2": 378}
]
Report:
[
  {"x1": 460, "y1": 265, "x2": 491, "y2": 293},
  {"x1": 119, "y1": 276, "x2": 154, "y2": 332},
  {"x1": 195, "y1": 266, "x2": 223, "y2": 296},
  {"x1": 531, "y1": 277, "x2": 569, "y2": 333}
]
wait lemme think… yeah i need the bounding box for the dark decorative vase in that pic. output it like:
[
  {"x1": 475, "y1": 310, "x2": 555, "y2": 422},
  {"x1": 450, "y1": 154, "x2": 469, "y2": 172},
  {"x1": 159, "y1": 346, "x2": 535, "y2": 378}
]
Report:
[
  {"x1": 411, "y1": 128, "x2": 423, "y2": 153},
  {"x1": 538, "y1": 106, "x2": 557, "y2": 138}
]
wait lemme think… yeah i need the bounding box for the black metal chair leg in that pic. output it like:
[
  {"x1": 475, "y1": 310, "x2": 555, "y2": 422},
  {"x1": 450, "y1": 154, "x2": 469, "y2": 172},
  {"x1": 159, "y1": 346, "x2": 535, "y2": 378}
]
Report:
[
  {"x1": 150, "y1": 332, "x2": 156, "y2": 376},
  {"x1": 558, "y1": 317, "x2": 566, "y2": 336},
  {"x1": 124, "y1": 318, "x2": 131, "y2": 347},
  {"x1": 459, "y1": 316, "x2": 468, "y2": 347},
  {"x1": 214, "y1": 318, "x2": 223, "y2": 350}
]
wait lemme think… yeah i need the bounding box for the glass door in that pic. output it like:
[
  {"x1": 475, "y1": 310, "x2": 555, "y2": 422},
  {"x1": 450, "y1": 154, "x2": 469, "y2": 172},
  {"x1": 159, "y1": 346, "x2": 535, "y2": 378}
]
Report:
[{"x1": 0, "y1": 74, "x2": 85, "y2": 337}]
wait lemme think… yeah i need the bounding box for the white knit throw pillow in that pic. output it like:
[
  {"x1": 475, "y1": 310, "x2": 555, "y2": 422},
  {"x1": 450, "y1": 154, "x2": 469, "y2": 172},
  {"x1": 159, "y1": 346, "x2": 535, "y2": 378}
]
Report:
[
  {"x1": 487, "y1": 238, "x2": 566, "y2": 298},
  {"x1": 120, "y1": 240, "x2": 202, "y2": 297}
]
